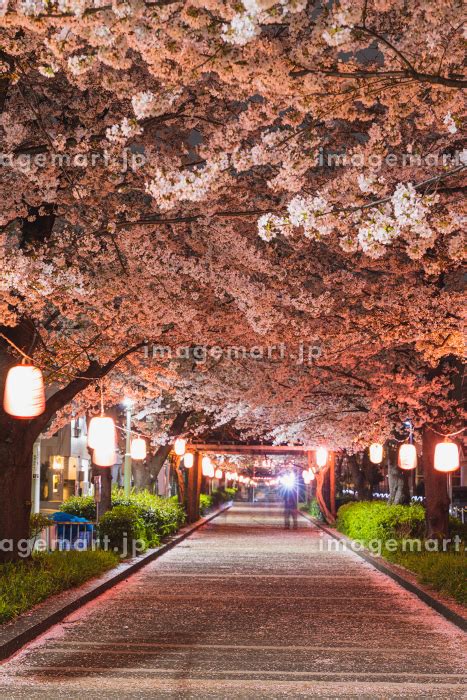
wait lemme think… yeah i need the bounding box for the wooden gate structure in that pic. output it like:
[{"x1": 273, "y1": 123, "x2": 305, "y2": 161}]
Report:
[{"x1": 184, "y1": 444, "x2": 337, "y2": 524}]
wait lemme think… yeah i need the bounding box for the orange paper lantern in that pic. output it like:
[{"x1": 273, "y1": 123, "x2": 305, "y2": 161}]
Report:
[{"x1": 3, "y1": 364, "x2": 45, "y2": 418}]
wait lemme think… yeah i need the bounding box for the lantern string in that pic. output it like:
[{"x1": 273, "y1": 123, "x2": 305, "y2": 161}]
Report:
[
  {"x1": 115, "y1": 424, "x2": 152, "y2": 440},
  {"x1": 99, "y1": 380, "x2": 104, "y2": 415},
  {"x1": 0, "y1": 332, "x2": 33, "y2": 362},
  {"x1": 430, "y1": 426, "x2": 466, "y2": 438}
]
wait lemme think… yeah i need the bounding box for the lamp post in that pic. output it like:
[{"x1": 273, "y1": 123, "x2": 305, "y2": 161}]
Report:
[
  {"x1": 123, "y1": 399, "x2": 132, "y2": 497},
  {"x1": 31, "y1": 439, "x2": 41, "y2": 514}
]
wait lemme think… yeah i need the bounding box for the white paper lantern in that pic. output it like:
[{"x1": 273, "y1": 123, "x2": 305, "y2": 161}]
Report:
[
  {"x1": 174, "y1": 438, "x2": 186, "y2": 456},
  {"x1": 434, "y1": 440, "x2": 460, "y2": 473},
  {"x1": 316, "y1": 447, "x2": 328, "y2": 468},
  {"x1": 88, "y1": 416, "x2": 116, "y2": 451},
  {"x1": 183, "y1": 452, "x2": 194, "y2": 468},
  {"x1": 398, "y1": 443, "x2": 417, "y2": 470},
  {"x1": 202, "y1": 455, "x2": 214, "y2": 477},
  {"x1": 131, "y1": 437, "x2": 146, "y2": 461},
  {"x1": 3, "y1": 364, "x2": 46, "y2": 418},
  {"x1": 302, "y1": 469, "x2": 311, "y2": 484},
  {"x1": 369, "y1": 443, "x2": 383, "y2": 464},
  {"x1": 215, "y1": 468, "x2": 223, "y2": 479},
  {"x1": 93, "y1": 448, "x2": 115, "y2": 467}
]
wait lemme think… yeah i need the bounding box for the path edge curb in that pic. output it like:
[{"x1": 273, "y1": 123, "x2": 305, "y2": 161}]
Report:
[
  {"x1": 300, "y1": 510, "x2": 466, "y2": 632},
  {"x1": 0, "y1": 503, "x2": 232, "y2": 661}
]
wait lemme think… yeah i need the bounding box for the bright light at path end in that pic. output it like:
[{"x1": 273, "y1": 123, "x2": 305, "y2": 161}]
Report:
[{"x1": 280, "y1": 472, "x2": 295, "y2": 488}]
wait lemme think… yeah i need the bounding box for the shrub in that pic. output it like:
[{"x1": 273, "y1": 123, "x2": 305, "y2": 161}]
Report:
[
  {"x1": 112, "y1": 488, "x2": 186, "y2": 540},
  {"x1": 0, "y1": 550, "x2": 118, "y2": 624},
  {"x1": 211, "y1": 487, "x2": 237, "y2": 507},
  {"x1": 61, "y1": 489, "x2": 186, "y2": 543},
  {"x1": 386, "y1": 549, "x2": 466, "y2": 606},
  {"x1": 30, "y1": 513, "x2": 52, "y2": 538},
  {"x1": 60, "y1": 495, "x2": 96, "y2": 520},
  {"x1": 308, "y1": 498, "x2": 324, "y2": 520},
  {"x1": 199, "y1": 493, "x2": 213, "y2": 515},
  {"x1": 449, "y1": 516, "x2": 467, "y2": 541},
  {"x1": 336, "y1": 501, "x2": 425, "y2": 544},
  {"x1": 336, "y1": 501, "x2": 466, "y2": 606},
  {"x1": 98, "y1": 505, "x2": 148, "y2": 554}
]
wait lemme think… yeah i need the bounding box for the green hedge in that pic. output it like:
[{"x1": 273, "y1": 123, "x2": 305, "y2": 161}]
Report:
[
  {"x1": 0, "y1": 550, "x2": 118, "y2": 624},
  {"x1": 111, "y1": 489, "x2": 186, "y2": 539},
  {"x1": 336, "y1": 501, "x2": 466, "y2": 606},
  {"x1": 98, "y1": 505, "x2": 150, "y2": 553},
  {"x1": 211, "y1": 487, "x2": 237, "y2": 507},
  {"x1": 60, "y1": 494, "x2": 96, "y2": 520},
  {"x1": 61, "y1": 489, "x2": 186, "y2": 545},
  {"x1": 336, "y1": 501, "x2": 425, "y2": 543},
  {"x1": 300, "y1": 498, "x2": 324, "y2": 520},
  {"x1": 199, "y1": 493, "x2": 213, "y2": 515},
  {"x1": 386, "y1": 549, "x2": 466, "y2": 605}
]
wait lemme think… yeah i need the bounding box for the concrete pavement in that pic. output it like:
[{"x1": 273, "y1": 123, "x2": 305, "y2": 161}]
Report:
[{"x1": 0, "y1": 503, "x2": 465, "y2": 698}]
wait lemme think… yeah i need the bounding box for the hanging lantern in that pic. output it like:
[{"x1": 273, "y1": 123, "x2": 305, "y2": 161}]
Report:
[
  {"x1": 369, "y1": 443, "x2": 383, "y2": 464},
  {"x1": 202, "y1": 456, "x2": 214, "y2": 477},
  {"x1": 434, "y1": 440, "x2": 460, "y2": 473},
  {"x1": 215, "y1": 468, "x2": 223, "y2": 479},
  {"x1": 316, "y1": 447, "x2": 328, "y2": 468},
  {"x1": 398, "y1": 443, "x2": 417, "y2": 470},
  {"x1": 88, "y1": 416, "x2": 115, "y2": 451},
  {"x1": 93, "y1": 447, "x2": 115, "y2": 467},
  {"x1": 183, "y1": 452, "x2": 194, "y2": 468},
  {"x1": 174, "y1": 437, "x2": 186, "y2": 456},
  {"x1": 3, "y1": 363, "x2": 45, "y2": 419},
  {"x1": 302, "y1": 469, "x2": 311, "y2": 484},
  {"x1": 131, "y1": 437, "x2": 146, "y2": 461}
]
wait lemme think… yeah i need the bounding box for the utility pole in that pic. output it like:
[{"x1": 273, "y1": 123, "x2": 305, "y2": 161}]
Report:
[{"x1": 123, "y1": 400, "x2": 132, "y2": 497}]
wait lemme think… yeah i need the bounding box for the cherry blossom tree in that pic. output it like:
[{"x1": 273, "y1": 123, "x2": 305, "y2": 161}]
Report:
[{"x1": 0, "y1": 0, "x2": 465, "y2": 557}]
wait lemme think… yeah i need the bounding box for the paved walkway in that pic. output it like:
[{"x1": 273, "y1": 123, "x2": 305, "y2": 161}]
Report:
[{"x1": 1, "y1": 503, "x2": 466, "y2": 698}]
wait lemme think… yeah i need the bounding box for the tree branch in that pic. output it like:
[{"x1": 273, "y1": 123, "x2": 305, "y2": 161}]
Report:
[{"x1": 32, "y1": 342, "x2": 146, "y2": 432}]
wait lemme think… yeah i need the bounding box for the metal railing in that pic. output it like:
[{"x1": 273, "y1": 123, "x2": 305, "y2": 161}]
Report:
[
  {"x1": 31, "y1": 522, "x2": 96, "y2": 552},
  {"x1": 450, "y1": 505, "x2": 466, "y2": 524}
]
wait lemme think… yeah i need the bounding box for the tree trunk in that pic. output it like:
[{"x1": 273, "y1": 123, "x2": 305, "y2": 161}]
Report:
[
  {"x1": 185, "y1": 451, "x2": 202, "y2": 523},
  {"x1": 422, "y1": 427, "x2": 450, "y2": 539},
  {"x1": 349, "y1": 454, "x2": 371, "y2": 500},
  {"x1": 0, "y1": 434, "x2": 37, "y2": 562},
  {"x1": 0, "y1": 329, "x2": 145, "y2": 561},
  {"x1": 149, "y1": 412, "x2": 192, "y2": 482},
  {"x1": 0, "y1": 322, "x2": 42, "y2": 562},
  {"x1": 92, "y1": 464, "x2": 112, "y2": 518},
  {"x1": 387, "y1": 446, "x2": 411, "y2": 505},
  {"x1": 132, "y1": 461, "x2": 152, "y2": 491},
  {"x1": 175, "y1": 459, "x2": 185, "y2": 504}
]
